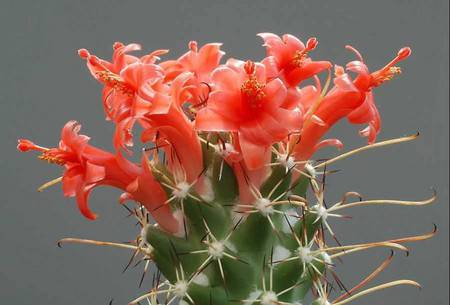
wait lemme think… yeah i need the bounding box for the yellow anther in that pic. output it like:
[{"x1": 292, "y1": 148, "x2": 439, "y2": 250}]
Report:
[
  {"x1": 96, "y1": 71, "x2": 134, "y2": 96},
  {"x1": 38, "y1": 152, "x2": 65, "y2": 166}
]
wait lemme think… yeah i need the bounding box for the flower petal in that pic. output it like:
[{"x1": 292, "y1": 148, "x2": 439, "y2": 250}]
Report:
[
  {"x1": 195, "y1": 108, "x2": 239, "y2": 132},
  {"x1": 285, "y1": 60, "x2": 331, "y2": 86},
  {"x1": 238, "y1": 133, "x2": 271, "y2": 170},
  {"x1": 211, "y1": 66, "x2": 240, "y2": 91},
  {"x1": 76, "y1": 184, "x2": 98, "y2": 220},
  {"x1": 85, "y1": 162, "x2": 106, "y2": 184},
  {"x1": 263, "y1": 78, "x2": 287, "y2": 109}
]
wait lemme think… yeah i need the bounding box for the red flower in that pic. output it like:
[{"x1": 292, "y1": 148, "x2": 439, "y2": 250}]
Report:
[
  {"x1": 18, "y1": 121, "x2": 180, "y2": 233},
  {"x1": 138, "y1": 72, "x2": 205, "y2": 185},
  {"x1": 293, "y1": 46, "x2": 411, "y2": 162},
  {"x1": 18, "y1": 36, "x2": 413, "y2": 229},
  {"x1": 160, "y1": 41, "x2": 225, "y2": 110},
  {"x1": 78, "y1": 43, "x2": 166, "y2": 150},
  {"x1": 161, "y1": 41, "x2": 224, "y2": 83},
  {"x1": 196, "y1": 60, "x2": 302, "y2": 169},
  {"x1": 258, "y1": 33, "x2": 332, "y2": 87}
]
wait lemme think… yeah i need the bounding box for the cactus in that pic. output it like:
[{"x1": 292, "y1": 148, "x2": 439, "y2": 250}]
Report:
[{"x1": 18, "y1": 34, "x2": 437, "y2": 305}]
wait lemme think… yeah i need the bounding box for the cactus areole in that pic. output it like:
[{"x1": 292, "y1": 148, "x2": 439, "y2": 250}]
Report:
[{"x1": 18, "y1": 34, "x2": 437, "y2": 305}]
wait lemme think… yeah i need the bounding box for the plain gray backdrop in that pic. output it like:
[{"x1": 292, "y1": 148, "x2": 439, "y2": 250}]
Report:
[{"x1": 0, "y1": 1, "x2": 448, "y2": 304}]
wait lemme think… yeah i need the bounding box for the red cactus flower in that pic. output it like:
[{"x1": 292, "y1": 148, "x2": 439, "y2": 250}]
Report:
[
  {"x1": 293, "y1": 47, "x2": 411, "y2": 162},
  {"x1": 17, "y1": 121, "x2": 180, "y2": 233},
  {"x1": 138, "y1": 72, "x2": 205, "y2": 186},
  {"x1": 258, "y1": 33, "x2": 332, "y2": 87},
  {"x1": 159, "y1": 41, "x2": 225, "y2": 110},
  {"x1": 18, "y1": 36, "x2": 413, "y2": 234},
  {"x1": 161, "y1": 41, "x2": 224, "y2": 83},
  {"x1": 79, "y1": 43, "x2": 166, "y2": 150},
  {"x1": 196, "y1": 60, "x2": 303, "y2": 169}
]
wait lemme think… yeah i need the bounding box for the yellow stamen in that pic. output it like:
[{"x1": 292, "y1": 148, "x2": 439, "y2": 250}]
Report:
[
  {"x1": 96, "y1": 71, "x2": 134, "y2": 96},
  {"x1": 241, "y1": 76, "x2": 266, "y2": 105},
  {"x1": 38, "y1": 152, "x2": 65, "y2": 166},
  {"x1": 292, "y1": 49, "x2": 310, "y2": 67},
  {"x1": 371, "y1": 66, "x2": 402, "y2": 87}
]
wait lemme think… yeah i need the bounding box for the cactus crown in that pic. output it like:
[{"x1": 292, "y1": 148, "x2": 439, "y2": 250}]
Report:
[{"x1": 18, "y1": 34, "x2": 436, "y2": 305}]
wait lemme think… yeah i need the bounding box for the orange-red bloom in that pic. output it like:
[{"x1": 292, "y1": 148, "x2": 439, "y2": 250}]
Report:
[
  {"x1": 79, "y1": 43, "x2": 166, "y2": 150},
  {"x1": 293, "y1": 46, "x2": 411, "y2": 162},
  {"x1": 258, "y1": 33, "x2": 332, "y2": 87},
  {"x1": 18, "y1": 33, "x2": 412, "y2": 230},
  {"x1": 196, "y1": 60, "x2": 302, "y2": 169},
  {"x1": 18, "y1": 121, "x2": 180, "y2": 233},
  {"x1": 138, "y1": 72, "x2": 205, "y2": 185},
  {"x1": 161, "y1": 41, "x2": 224, "y2": 83}
]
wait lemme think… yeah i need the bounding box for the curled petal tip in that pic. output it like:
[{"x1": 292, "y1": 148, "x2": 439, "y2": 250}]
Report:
[
  {"x1": 119, "y1": 192, "x2": 133, "y2": 205},
  {"x1": 188, "y1": 40, "x2": 198, "y2": 52},
  {"x1": 86, "y1": 213, "x2": 98, "y2": 220},
  {"x1": 113, "y1": 41, "x2": 124, "y2": 50}
]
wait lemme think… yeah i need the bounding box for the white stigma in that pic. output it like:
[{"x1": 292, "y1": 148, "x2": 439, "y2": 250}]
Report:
[
  {"x1": 173, "y1": 280, "x2": 188, "y2": 298},
  {"x1": 297, "y1": 246, "x2": 313, "y2": 263},
  {"x1": 173, "y1": 181, "x2": 191, "y2": 199},
  {"x1": 260, "y1": 291, "x2": 278, "y2": 305},
  {"x1": 208, "y1": 240, "x2": 225, "y2": 259},
  {"x1": 313, "y1": 204, "x2": 328, "y2": 220},
  {"x1": 255, "y1": 198, "x2": 274, "y2": 216}
]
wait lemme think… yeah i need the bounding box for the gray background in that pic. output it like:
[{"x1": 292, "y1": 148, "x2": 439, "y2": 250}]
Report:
[{"x1": 0, "y1": 0, "x2": 448, "y2": 304}]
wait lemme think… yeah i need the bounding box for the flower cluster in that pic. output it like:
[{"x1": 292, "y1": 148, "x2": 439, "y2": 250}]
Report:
[{"x1": 18, "y1": 33, "x2": 410, "y2": 234}]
